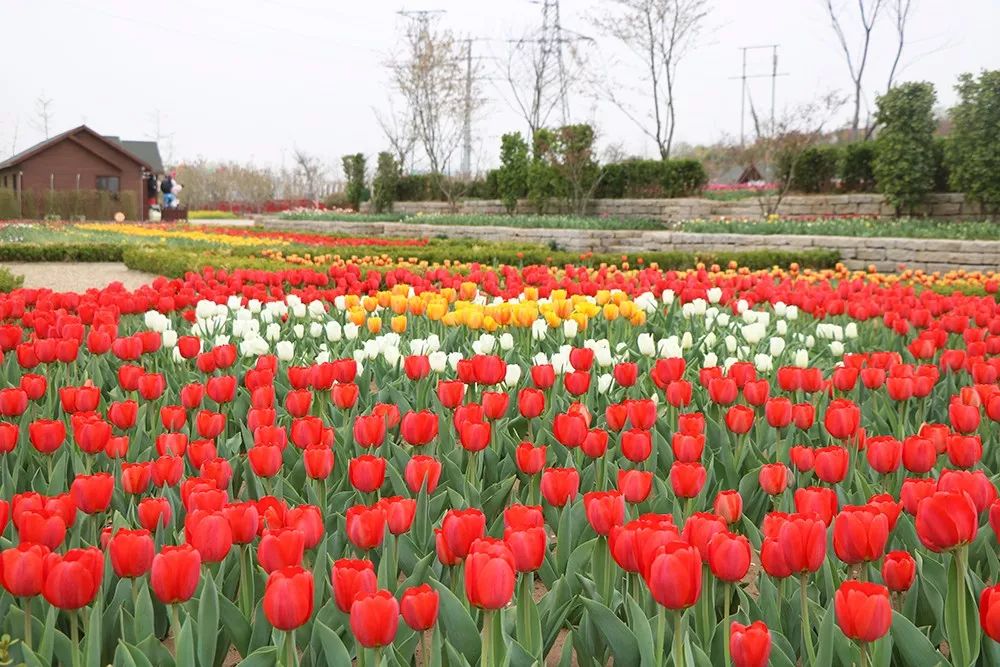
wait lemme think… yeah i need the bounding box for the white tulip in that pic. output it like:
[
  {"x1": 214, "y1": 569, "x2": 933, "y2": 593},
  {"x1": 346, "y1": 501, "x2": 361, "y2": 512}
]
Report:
[
  {"x1": 845, "y1": 323, "x2": 858, "y2": 339},
  {"x1": 774, "y1": 302, "x2": 787, "y2": 317},
  {"x1": 429, "y1": 351, "x2": 448, "y2": 372},
  {"x1": 248, "y1": 299, "x2": 262, "y2": 314},
  {"x1": 725, "y1": 335, "x2": 737, "y2": 353},
  {"x1": 478, "y1": 334, "x2": 496, "y2": 354},
  {"x1": 195, "y1": 301, "x2": 216, "y2": 320},
  {"x1": 754, "y1": 353, "x2": 773, "y2": 372},
  {"x1": 325, "y1": 321, "x2": 343, "y2": 342},
  {"x1": 499, "y1": 333, "x2": 514, "y2": 351},
  {"x1": 707, "y1": 287, "x2": 722, "y2": 304},
  {"x1": 805, "y1": 335, "x2": 816, "y2": 349},
  {"x1": 265, "y1": 323, "x2": 282, "y2": 341},
  {"x1": 703, "y1": 332, "x2": 717, "y2": 349},
  {"x1": 635, "y1": 292, "x2": 657, "y2": 313},
  {"x1": 716, "y1": 312, "x2": 730, "y2": 328},
  {"x1": 637, "y1": 333, "x2": 656, "y2": 357},
  {"x1": 383, "y1": 346, "x2": 401, "y2": 368},
  {"x1": 786, "y1": 305, "x2": 799, "y2": 320},
  {"x1": 292, "y1": 324, "x2": 305, "y2": 339},
  {"x1": 658, "y1": 337, "x2": 682, "y2": 358},
  {"x1": 594, "y1": 346, "x2": 613, "y2": 367},
  {"x1": 447, "y1": 352, "x2": 464, "y2": 371},
  {"x1": 315, "y1": 350, "x2": 330, "y2": 364},
  {"x1": 563, "y1": 319, "x2": 578, "y2": 338},
  {"x1": 363, "y1": 340, "x2": 380, "y2": 360},
  {"x1": 259, "y1": 309, "x2": 274, "y2": 324},
  {"x1": 161, "y1": 330, "x2": 178, "y2": 348},
  {"x1": 531, "y1": 319, "x2": 548, "y2": 341},
  {"x1": 291, "y1": 303, "x2": 307, "y2": 319},
  {"x1": 742, "y1": 322, "x2": 766, "y2": 345},
  {"x1": 532, "y1": 353, "x2": 550, "y2": 367},
  {"x1": 704, "y1": 352, "x2": 719, "y2": 367},
  {"x1": 504, "y1": 365, "x2": 522, "y2": 387},
  {"x1": 681, "y1": 332, "x2": 694, "y2": 349},
  {"x1": 597, "y1": 374, "x2": 613, "y2": 394},
  {"x1": 794, "y1": 349, "x2": 809, "y2": 367},
  {"x1": 736, "y1": 299, "x2": 749, "y2": 314},
  {"x1": 722, "y1": 357, "x2": 738, "y2": 373},
  {"x1": 308, "y1": 300, "x2": 327, "y2": 318},
  {"x1": 661, "y1": 289, "x2": 675, "y2": 305},
  {"x1": 276, "y1": 340, "x2": 295, "y2": 361},
  {"x1": 426, "y1": 334, "x2": 441, "y2": 352},
  {"x1": 344, "y1": 323, "x2": 359, "y2": 340},
  {"x1": 769, "y1": 337, "x2": 786, "y2": 357},
  {"x1": 830, "y1": 341, "x2": 845, "y2": 357},
  {"x1": 235, "y1": 308, "x2": 252, "y2": 322},
  {"x1": 352, "y1": 349, "x2": 367, "y2": 365},
  {"x1": 309, "y1": 322, "x2": 324, "y2": 338},
  {"x1": 333, "y1": 296, "x2": 347, "y2": 311},
  {"x1": 172, "y1": 347, "x2": 185, "y2": 363},
  {"x1": 776, "y1": 320, "x2": 788, "y2": 335},
  {"x1": 214, "y1": 335, "x2": 230, "y2": 346}
]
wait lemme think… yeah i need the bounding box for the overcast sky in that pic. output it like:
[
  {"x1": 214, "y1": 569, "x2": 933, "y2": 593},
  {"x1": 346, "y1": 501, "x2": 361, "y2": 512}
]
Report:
[{"x1": 2, "y1": 0, "x2": 998, "y2": 176}]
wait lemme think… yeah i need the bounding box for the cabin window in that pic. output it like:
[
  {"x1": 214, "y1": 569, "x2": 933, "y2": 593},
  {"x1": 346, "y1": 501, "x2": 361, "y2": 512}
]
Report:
[{"x1": 96, "y1": 176, "x2": 120, "y2": 193}]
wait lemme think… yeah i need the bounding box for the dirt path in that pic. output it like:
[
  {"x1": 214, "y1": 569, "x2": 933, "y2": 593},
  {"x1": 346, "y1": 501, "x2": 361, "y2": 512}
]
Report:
[{"x1": 1, "y1": 262, "x2": 157, "y2": 291}]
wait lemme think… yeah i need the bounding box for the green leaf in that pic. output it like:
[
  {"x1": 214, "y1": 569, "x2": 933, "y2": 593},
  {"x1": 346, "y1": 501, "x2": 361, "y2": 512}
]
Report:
[
  {"x1": 514, "y1": 576, "x2": 542, "y2": 660},
  {"x1": 198, "y1": 575, "x2": 220, "y2": 667},
  {"x1": 890, "y1": 611, "x2": 944, "y2": 667},
  {"x1": 312, "y1": 620, "x2": 353, "y2": 666},
  {"x1": 428, "y1": 577, "x2": 482, "y2": 664},
  {"x1": 119, "y1": 641, "x2": 156, "y2": 667},
  {"x1": 235, "y1": 646, "x2": 280, "y2": 667},
  {"x1": 580, "y1": 598, "x2": 639, "y2": 667},
  {"x1": 220, "y1": 595, "x2": 252, "y2": 658},
  {"x1": 626, "y1": 594, "x2": 656, "y2": 667},
  {"x1": 175, "y1": 618, "x2": 196, "y2": 667},
  {"x1": 814, "y1": 603, "x2": 835, "y2": 667},
  {"x1": 85, "y1": 598, "x2": 104, "y2": 667},
  {"x1": 944, "y1": 552, "x2": 981, "y2": 667},
  {"x1": 133, "y1": 582, "x2": 155, "y2": 642}
]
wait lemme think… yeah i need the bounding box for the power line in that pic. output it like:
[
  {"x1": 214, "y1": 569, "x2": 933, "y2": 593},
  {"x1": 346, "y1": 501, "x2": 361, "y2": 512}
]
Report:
[{"x1": 729, "y1": 44, "x2": 789, "y2": 146}]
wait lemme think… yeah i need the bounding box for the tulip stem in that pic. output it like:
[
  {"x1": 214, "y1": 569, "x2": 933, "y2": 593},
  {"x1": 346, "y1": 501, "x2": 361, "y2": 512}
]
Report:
[
  {"x1": 70, "y1": 611, "x2": 80, "y2": 667},
  {"x1": 672, "y1": 610, "x2": 685, "y2": 667},
  {"x1": 799, "y1": 575, "x2": 816, "y2": 666},
  {"x1": 23, "y1": 597, "x2": 31, "y2": 649},
  {"x1": 859, "y1": 641, "x2": 870, "y2": 667},
  {"x1": 955, "y1": 546, "x2": 970, "y2": 667},
  {"x1": 654, "y1": 606, "x2": 666, "y2": 667},
  {"x1": 722, "y1": 584, "x2": 731, "y2": 667},
  {"x1": 482, "y1": 610, "x2": 494, "y2": 667},
  {"x1": 170, "y1": 604, "x2": 181, "y2": 644},
  {"x1": 283, "y1": 630, "x2": 296, "y2": 667},
  {"x1": 420, "y1": 630, "x2": 429, "y2": 667}
]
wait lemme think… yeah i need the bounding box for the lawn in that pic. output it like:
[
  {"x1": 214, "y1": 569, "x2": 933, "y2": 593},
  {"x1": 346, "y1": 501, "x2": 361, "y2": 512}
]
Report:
[
  {"x1": 276, "y1": 210, "x2": 666, "y2": 231},
  {"x1": 679, "y1": 216, "x2": 1000, "y2": 240}
]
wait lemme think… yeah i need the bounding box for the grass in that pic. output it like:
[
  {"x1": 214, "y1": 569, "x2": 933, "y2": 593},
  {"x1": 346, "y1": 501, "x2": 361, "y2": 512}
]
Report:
[
  {"x1": 188, "y1": 210, "x2": 241, "y2": 220},
  {"x1": 679, "y1": 216, "x2": 1000, "y2": 240},
  {"x1": 276, "y1": 210, "x2": 665, "y2": 231}
]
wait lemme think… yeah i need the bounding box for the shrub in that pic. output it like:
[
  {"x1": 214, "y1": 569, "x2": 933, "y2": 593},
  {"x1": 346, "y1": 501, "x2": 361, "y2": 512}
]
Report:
[
  {"x1": 527, "y1": 129, "x2": 561, "y2": 214},
  {"x1": 0, "y1": 190, "x2": 20, "y2": 219},
  {"x1": 932, "y1": 137, "x2": 952, "y2": 193},
  {"x1": 873, "y1": 82, "x2": 937, "y2": 214},
  {"x1": 15, "y1": 189, "x2": 140, "y2": 220},
  {"x1": 596, "y1": 159, "x2": 707, "y2": 198},
  {"x1": 0, "y1": 266, "x2": 23, "y2": 292},
  {"x1": 839, "y1": 142, "x2": 876, "y2": 192},
  {"x1": 463, "y1": 174, "x2": 498, "y2": 200},
  {"x1": 188, "y1": 210, "x2": 240, "y2": 220},
  {"x1": 342, "y1": 153, "x2": 368, "y2": 211},
  {"x1": 947, "y1": 70, "x2": 1000, "y2": 216},
  {"x1": 371, "y1": 152, "x2": 399, "y2": 214},
  {"x1": 396, "y1": 174, "x2": 444, "y2": 202},
  {"x1": 779, "y1": 145, "x2": 840, "y2": 193},
  {"x1": 0, "y1": 243, "x2": 125, "y2": 262},
  {"x1": 497, "y1": 133, "x2": 530, "y2": 213}
]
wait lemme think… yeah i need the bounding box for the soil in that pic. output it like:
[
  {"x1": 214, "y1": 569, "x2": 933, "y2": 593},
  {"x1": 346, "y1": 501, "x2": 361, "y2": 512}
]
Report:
[{"x1": 1, "y1": 262, "x2": 157, "y2": 291}]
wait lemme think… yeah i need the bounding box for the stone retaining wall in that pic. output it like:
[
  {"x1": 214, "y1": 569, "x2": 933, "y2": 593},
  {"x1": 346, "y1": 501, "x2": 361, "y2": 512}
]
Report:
[
  {"x1": 363, "y1": 193, "x2": 980, "y2": 221},
  {"x1": 260, "y1": 218, "x2": 1000, "y2": 273}
]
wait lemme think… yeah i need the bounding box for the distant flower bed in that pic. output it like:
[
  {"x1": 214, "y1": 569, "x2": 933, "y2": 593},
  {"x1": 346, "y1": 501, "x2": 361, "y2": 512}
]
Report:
[{"x1": 679, "y1": 216, "x2": 1000, "y2": 240}]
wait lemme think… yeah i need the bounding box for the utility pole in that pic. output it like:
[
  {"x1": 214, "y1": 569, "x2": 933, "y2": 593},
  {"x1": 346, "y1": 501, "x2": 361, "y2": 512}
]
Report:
[
  {"x1": 729, "y1": 45, "x2": 788, "y2": 146},
  {"x1": 461, "y1": 39, "x2": 473, "y2": 178}
]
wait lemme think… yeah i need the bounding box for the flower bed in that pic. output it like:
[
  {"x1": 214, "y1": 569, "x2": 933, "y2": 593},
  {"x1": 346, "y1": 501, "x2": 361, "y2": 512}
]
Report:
[
  {"x1": 0, "y1": 261, "x2": 999, "y2": 665},
  {"x1": 680, "y1": 216, "x2": 1000, "y2": 240}
]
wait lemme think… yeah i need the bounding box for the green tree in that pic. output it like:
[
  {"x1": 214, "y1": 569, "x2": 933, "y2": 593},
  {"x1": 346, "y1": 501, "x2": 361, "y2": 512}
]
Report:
[
  {"x1": 341, "y1": 153, "x2": 367, "y2": 211},
  {"x1": 947, "y1": 70, "x2": 1000, "y2": 217},
  {"x1": 873, "y1": 82, "x2": 937, "y2": 214},
  {"x1": 371, "y1": 152, "x2": 399, "y2": 214},
  {"x1": 496, "y1": 133, "x2": 530, "y2": 214},
  {"x1": 527, "y1": 129, "x2": 560, "y2": 214}
]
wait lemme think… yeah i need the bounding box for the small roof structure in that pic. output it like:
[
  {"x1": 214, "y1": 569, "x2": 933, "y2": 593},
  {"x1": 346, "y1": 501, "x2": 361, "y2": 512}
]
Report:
[{"x1": 0, "y1": 125, "x2": 158, "y2": 172}]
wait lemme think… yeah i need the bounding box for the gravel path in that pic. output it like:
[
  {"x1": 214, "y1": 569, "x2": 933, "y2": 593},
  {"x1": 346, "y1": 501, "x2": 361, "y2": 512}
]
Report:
[{"x1": 1, "y1": 262, "x2": 157, "y2": 291}]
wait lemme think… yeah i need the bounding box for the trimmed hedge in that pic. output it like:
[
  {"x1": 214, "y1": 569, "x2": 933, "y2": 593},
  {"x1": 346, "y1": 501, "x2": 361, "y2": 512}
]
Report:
[
  {"x1": 596, "y1": 159, "x2": 708, "y2": 199},
  {"x1": 0, "y1": 243, "x2": 125, "y2": 262}
]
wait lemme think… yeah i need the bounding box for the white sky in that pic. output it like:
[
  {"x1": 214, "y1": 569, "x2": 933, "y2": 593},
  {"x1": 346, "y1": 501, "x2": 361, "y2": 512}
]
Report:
[{"x1": 1, "y1": 0, "x2": 997, "y2": 176}]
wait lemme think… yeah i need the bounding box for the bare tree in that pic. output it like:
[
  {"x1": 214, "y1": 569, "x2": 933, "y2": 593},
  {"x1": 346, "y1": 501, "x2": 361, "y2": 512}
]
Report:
[
  {"x1": 374, "y1": 99, "x2": 418, "y2": 174},
  {"x1": 822, "y1": 0, "x2": 885, "y2": 140},
  {"x1": 591, "y1": 0, "x2": 710, "y2": 160},
  {"x1": 387, "y1": 16, "x2": 483, "y2": 208},
  {"x1": 884, "y1": 0, "x2": 914, "y2": 93},
  {"x1": 744, "y1": 91, "x2": 848, "y2": 216},
  {"x1": 32, "y1": 95, "x2": 55, "y2": 139},
  {"x1": 291, "y1": 149, "x2": 326, "y2": 202}
]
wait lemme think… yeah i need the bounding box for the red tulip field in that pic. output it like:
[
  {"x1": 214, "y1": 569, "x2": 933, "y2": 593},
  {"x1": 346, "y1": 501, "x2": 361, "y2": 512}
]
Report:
[{"x1": 2, "y1": 261, "x2": 1000, "y2": 666}]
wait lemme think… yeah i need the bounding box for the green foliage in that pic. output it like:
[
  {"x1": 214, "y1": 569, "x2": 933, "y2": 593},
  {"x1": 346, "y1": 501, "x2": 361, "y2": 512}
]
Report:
[
  {"x1": 933, "y1": 137, "x2": 952, "y2": 193},
  {"x1": 0, "y1": 266, "x2": 23, "y2": 292},
  {"x1": 463, "y1": 173, "x2": 498, "y2": 200},
  {"x1": 874, "y1": 82, "x2": 938, "y2": 213},
  {"x1": 596, "y1": 159, "x2": 707, "y2": 198},
  {"x1": 396, "y1": 174, "x2": 444, "y2": 202},
  {"x1": 371, "y1": 152, "x2": 400, "y2": 214},
  {"x1": 187, "y1": 210, "x2": 240, "y2": 220},
  {"x1": 680, "y1": 216, "x2": 1000, "y2": 240},
  {"x1": 778, "y1": 145, "x2": 840, "y2": 193},
  {"x1": 497, "y1": 133, "x2": 530, "y2": 213},
  {"x1": 341, "y1": 153, "x2": 368, "y2": 211},
  {"x1": 947, "y1": 70, "x2": 1000, "y2": 216},
  {"x1": 0, "y1": 243, "x2": 125, "y2": 262},
  {"x1": 549, "y1": 124, "x2": 602, "y2": 215},
  {"x1": 527, "y1": 129, "x2": 561, "y2": 213},
  {"x1": 0, "y1": 190, "x2": 19, "y2": 219},
  {"x1": 839, "y1": 142, "x2": 876, "y2": 192},
  {"x1": 13, "y1": 189, "x2": 140, "y2": 220}
]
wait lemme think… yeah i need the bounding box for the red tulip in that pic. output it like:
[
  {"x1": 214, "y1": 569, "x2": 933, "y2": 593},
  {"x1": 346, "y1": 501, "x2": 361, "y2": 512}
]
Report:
[
  {"x1": 346, "y1": 504, "x2": 386, "y2": 551},
  {"x1": 946, "y1": 434, "x2": 983, "y2": 469},
  {"x1": 881, "y1": 550, "x2": 916, "y2": 592},
  {"x1": 349, "y1": 455, "x2": 386, "y2": 493},
  {"x1": 109, "y1": 529, "x2": 154, "y2": 578},
  {"x1": 405, "y1": 455, "x2": 442, "y2": 494},
  {"x1": 670, "y1": 462, "x2": 706, "y2": 499},
  {"x1": 681, "y1": 512, "x2": 728, "y2": 562},
  {"x1": 304, "y1": 444, "x2": 335, "y2": 480},
  {"x1": 401, "y1": 584, "x2": 439, "y2": 631},
  {"x1": 772, "y1": 513, "x2": 826, "y2": 574},
  {"x1": 264, "y1": 566, "x2": 314, "y2": 630},
  {"x1": 713, "y1": 490, "x2": 743, "y2": 525},
  {"x1": 223, "y1": 502, "x2": 260, "y2": 544},
  {"x1": 380, "y1": 496, "x2": 416, "y2": 535},
  {"x1": 980, "y1": 584, "x2": 1000, "y2": 643},
  {"x1": 764, "y1": 397, "x2": 793, "y2": 429},
  {"x1": 464, "y1": 538, "x2": 516, "y2": 609},
  {"x1": 531, "y1": 364, "x2": 556, "y2": 389},
  {"x1": 584, "y1": 491, "x2": 625, "y2": 536},
  {"x1": 724, "y1": 405, "x2": 755, "y2": 434},
  {"x1": 621, "y1": 428, "x2": 652, "y2": 462},
  {"x1": 708, "y1": 531, "x2": 751, "y2": 582},
  {"x1": 540, "y1": 468, "x2": 579, "y2": 507},
  {"x1": 515, "y1": 443, "x2": 547, "y2": 475},
  {"x1": 160, "y1": 405, "x2": 187, "y2": 431},
  {"x1": 517, "y1": 388, "x2": 545, "y2": 419},
  {"x1": 504, "y1": 527, "x2": 547, "y2": 572},
  {"x1": 730, "y1": 621, "x2": 772, "y2": 667},
  {"x1": 350, "y1": 590, "x2": 399, "y2": 648},
  {"x1": 613, "y1": 362, "x2": 638, "y2": 387},
  {"x1": 835, "y1": 581, "x2": 892, "y2": 642},
  {"x1": 865, "y1": 436, "x2": 902, "y2": 475},
  {"x1": 0, "y1": 543, "x2": 49, "y2": 597},
  {"x1": 758, "y1": 463, "x2": 789, "y2": 495},
  {"x1": 138, "y1": 497, "x2": 172, "y2": 532},
  {"x1": 949, "y1": 400, "x2": 980, "y2": 434},
  {"x1": 331, "y1": 558, "x2": 377, "y2": 613},
  {"x1": 184, "y1": 510, "x2": 233, "y2": 563},
  {"x1": 915, "y1": 490, "x2": 978, "y2": 552},
  {"x1": 29, "y1": 419, "x2": 65, "y2": 455},
  {"x1": 70, "y1": 472, "x2": 113, "y2": 514},
  {"x1": 552, "y1": 412, "x2": 588, "y2": 448},
  {"x1": 332, "y1": 383, "x2": 359, "y2": 410},
  {"x1": 42, "y1": 547, "x2": 103, "y2": 609},
  {"x1": 441, "y1": 508, "x2": 486, "y2": 559},
  {"x1": 813, "y1": 446, "x2": 849, "y2": 484},
  {"x1": 400, "y1": 410, "x2": 439, "y2": 446},
  {"x1": 900, "y1": 477, "x2": 937, "y2": 514},
  {"x1": 671, "y1": 433, "x2": 705, "y2": 462},
  {"x1": 458, "y1": 420, "x2": 491, "y2": 452},
  {"x1": 832, "y1": 505, "x2": 889, "y2": 565},
  {"x1": 644, "y1": 541, "x2": 701, "y2": 609},
  {"x1": 259, "y1": 528, "x2": 306, "y2": 573},
  {"x1": 617, "y1": 469, "x2": 653, "y2": 504},
  {"x1": 794, "y1": 486, "x2": 838, "y2": 525}
]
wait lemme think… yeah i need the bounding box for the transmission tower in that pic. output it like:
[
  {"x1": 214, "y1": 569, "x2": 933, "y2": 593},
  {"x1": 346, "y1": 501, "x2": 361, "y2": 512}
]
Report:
[
  {"x1": 729, "y1": 45, "x2": 789, "y2": 146},
  {"x1": 523, "y1": 0, "x2": 592, "y2": 127}
]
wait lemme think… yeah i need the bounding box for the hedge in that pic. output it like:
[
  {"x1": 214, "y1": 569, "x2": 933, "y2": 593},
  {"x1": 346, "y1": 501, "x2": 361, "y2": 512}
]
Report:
[
  {"x1": 0, "y1": 243, "x2": 125, "y2": 262},
  {"x1": 596, "y1": 159, "x2": 707, "y2": 199}
]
